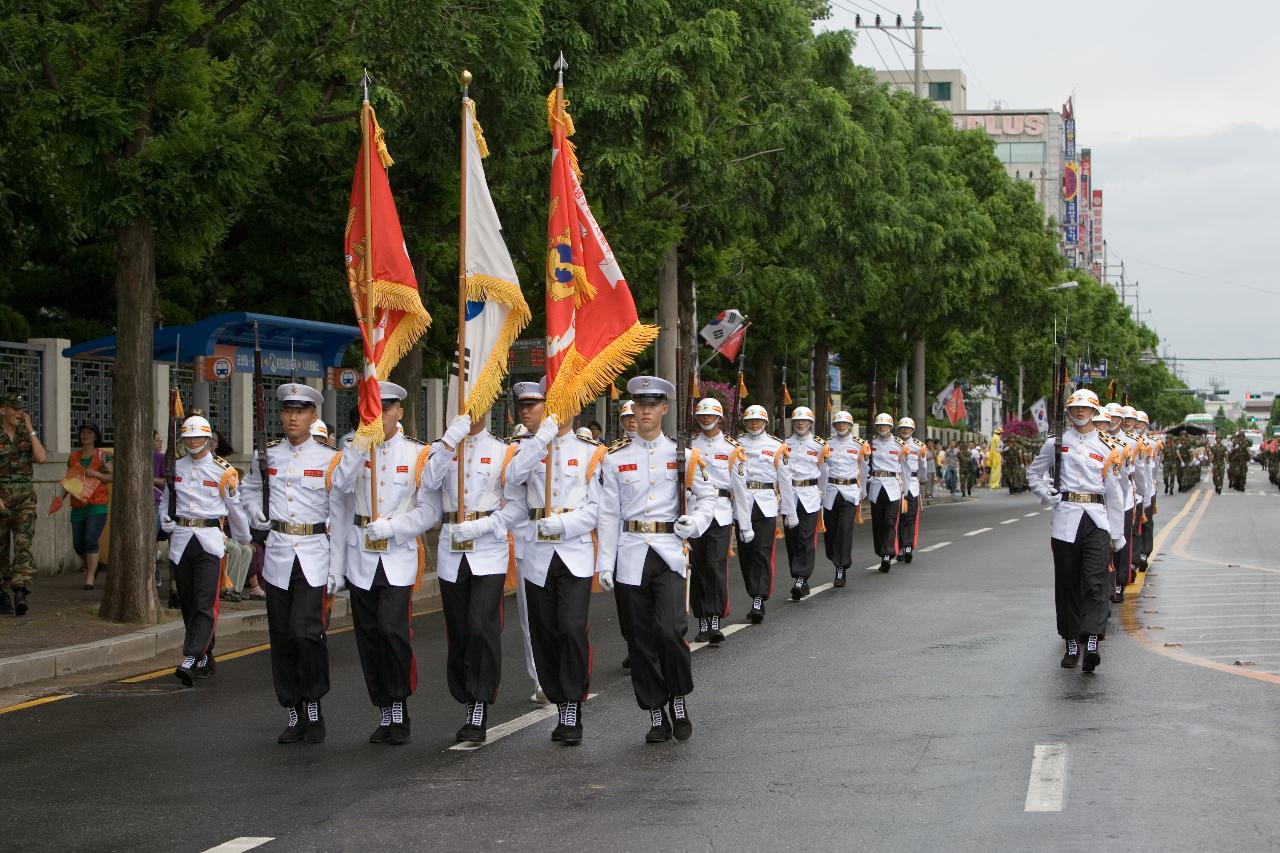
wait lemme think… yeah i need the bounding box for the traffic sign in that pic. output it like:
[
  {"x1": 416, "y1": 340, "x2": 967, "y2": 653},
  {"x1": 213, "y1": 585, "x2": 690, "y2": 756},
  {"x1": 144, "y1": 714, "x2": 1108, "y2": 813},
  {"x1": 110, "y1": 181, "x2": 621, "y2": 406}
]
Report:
[{"x1": 338, "y1": 368, "x2": 358, "y2": 389}]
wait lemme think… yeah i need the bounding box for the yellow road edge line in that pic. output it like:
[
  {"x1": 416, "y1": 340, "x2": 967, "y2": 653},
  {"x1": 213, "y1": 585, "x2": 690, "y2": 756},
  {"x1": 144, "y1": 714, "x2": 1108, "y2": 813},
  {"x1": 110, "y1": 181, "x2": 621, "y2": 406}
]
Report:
[
  {"x1": 1122, "y1": 488, "x2": 1280, "y2": 687},
  {"x1": 0, "y1": 693, "x2": 75, "y2": 716}
]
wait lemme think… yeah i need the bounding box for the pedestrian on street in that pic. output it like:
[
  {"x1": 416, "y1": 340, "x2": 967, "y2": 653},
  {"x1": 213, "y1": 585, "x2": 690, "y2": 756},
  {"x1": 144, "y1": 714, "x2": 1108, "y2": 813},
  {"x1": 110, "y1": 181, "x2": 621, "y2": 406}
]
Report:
[
  {"x1": 895, "y1": 417, "x2": 929, "y2": 563},
  {"x1": 686, "y1": 397, "x2": 752, "y2": 643},
  {"x1": 50, "y1": 423, "x2": 112, "y2": 590},
  {"x1": 331, "y1": 381, "x2": 437, "y2": 746},
  {"x1": 945, "y1": 441, "x2": 959, "y2": 495},
  {"x1": 821, "y1": 410, "x2": 865, "y2": 588},
  {"x1": 733, "y1": 404, "x2": 797, "y2": 624},
  {"x1": 497, "y1": 379, "x2": 610, "y2": 745},
  {"x1": 784, "y1": 406, "x2": 830, "y2": 600},
  {"x1": 160, "y1": 414, "x2": 250, "y2": 686},
  {"x1": 425, "y1": 408, "x2": 516, "y2": 744},
  {"x1": 239, "y1": 384, "x2": 347, "y2": 745},
  {"x1": 864, "y1": 413, "x2": 911, "y2": 573},
  {"x1": 0, "y1": 392, "x2": 46, "y2": 616},
  {"x1": 1027, "y1": 389, "x2": 1127, "y2": 674},
  {"x1": 596, "y1": 376, "x2": 715, "y2": 743}
]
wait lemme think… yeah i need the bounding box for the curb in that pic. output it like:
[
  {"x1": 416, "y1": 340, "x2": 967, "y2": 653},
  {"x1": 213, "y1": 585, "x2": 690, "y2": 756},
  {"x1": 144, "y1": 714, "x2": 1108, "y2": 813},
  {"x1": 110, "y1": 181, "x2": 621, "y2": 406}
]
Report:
[{"x1": 0, "y1": 575, "x2": 442, "y2": 691}]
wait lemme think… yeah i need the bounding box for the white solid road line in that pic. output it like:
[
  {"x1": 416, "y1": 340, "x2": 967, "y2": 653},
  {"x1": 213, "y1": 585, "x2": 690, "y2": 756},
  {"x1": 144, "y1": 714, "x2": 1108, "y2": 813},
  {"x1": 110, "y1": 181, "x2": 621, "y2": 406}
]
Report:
[
  {"x1": 1001, "y1": 518, "x2": 1019, "y2": 525},
  {"x1": 1024, "y1": 743, "x2": 1068, "y2": 812},
  {"x1": 202, "y1": 839, "x2": 274, "y2": 853},
  {"x1": 450, "y1": 693, "x2": 599, "y2": 751},
  {"x1": 964, "y1": 527, "x2": 992, "y2": 536},
  {"x1": 917, "y1": 541, "x2": 951, "y2": 553}
]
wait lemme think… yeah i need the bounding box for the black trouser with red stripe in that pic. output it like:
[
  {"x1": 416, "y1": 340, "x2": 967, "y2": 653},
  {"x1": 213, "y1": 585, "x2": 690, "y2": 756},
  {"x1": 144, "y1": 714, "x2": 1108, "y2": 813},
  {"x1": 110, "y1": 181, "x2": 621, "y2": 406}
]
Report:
[
  {"x1": 265, "y1": 558, "x2": 329, "y2": 708},
  {"x1": 784, "y1": 501, "x2": 819, "y2": 580},
  {"x1": 897, "y1": 492, "x2": 920, "y2": 554},
  {"x1": 735, "y1": 503, "x2": 778, "y2": 600},
  {"x1": 525, "y1": 555, "x2": 591, "y2": 706},
  {"x1": 690, "y1": 519, "x2": 732, "y2": 618},
  {"x1": 1141, "y1": 498, "x2": 1155, "y2": 556},
  {"x1": 1113, "y1": 510, "x2": 1134, "y2": 588},
  {"x1": 618, "y1": 548, "x2": 693, "y2": 710},
  {"x1": 870, "y1": 488, "x2": 900, "y2": 558},
  {"x1": 349, "y1": 561, "x2": 415, "y2": 708},
  {"x1": 823, "y1": 493, "x2": 856, "y2": 569},
  {"x1": 439, "y1": 556, "x2": 505, "y2": 705},
  {"x1": 174, "y1": 536, "x2": 220, "y2": 659},
  {"x1": 1050, "y1": 514, "x2": 1111, "y2": 640}
]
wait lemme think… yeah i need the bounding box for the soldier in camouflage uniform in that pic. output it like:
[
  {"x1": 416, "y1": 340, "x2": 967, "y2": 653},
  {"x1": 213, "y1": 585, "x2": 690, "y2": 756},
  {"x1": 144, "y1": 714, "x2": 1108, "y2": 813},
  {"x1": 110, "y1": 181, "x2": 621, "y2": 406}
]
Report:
[
  {"x1": 1162, "y1": 437, "x2": 1179, "y2": 494},
  {"x1": 958, "y1": 440, "x2": 976, "y2": 497},
  {"x1": 1227, "y1": 433, "x2": 1251, "y2": 492},
  {"x1": 1209, "y1": 437, "x2": 1227, "y2": 494},
  {"x1": 0, "y1": 392, "x2": 47, "y2": 616}
]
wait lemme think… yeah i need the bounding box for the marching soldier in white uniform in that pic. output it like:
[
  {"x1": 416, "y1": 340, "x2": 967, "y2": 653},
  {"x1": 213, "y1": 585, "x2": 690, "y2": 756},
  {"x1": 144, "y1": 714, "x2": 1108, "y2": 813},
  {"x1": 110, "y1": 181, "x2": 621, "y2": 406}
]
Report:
[
  {"x1": 330, "y1": 382, "x2": 437, "y2": 745},
  {"x1": 688, "y1": 398, "x2": 753, "y2": 643},
  {"x1": 619, "y1": 399, "x2": 637, "y2": 437},
  {"x1": 1027, "y1": 389, "x2": 1127, "y2": 673},
  {"x1": 160, "y1": 414, "x2": 250, "y2": 686},
  {"x1": 734, "y1": 404, "x2": 797, "y2": 624},
  {"x1": 895, "y1": 417, "x2": 930, "y2": 563},
  {"x1": 865, "y1": 413, "x2": 911, "y2": 573},
  {"x1": 1100, "y1": 402, "x2": 1144, "y2": 602},
  {"x1": 498, "y1": 379, "x2": 607, "y2": 745},
  {"x1": 423, "y1": 410, "x2": 517, "y2": 743},
  {"x1": 1134, "y1": 411, "x2": 1157, "y2": 570},
  {"x1": 614, "y1": 399, "x2": 639, "y2": 667},
  {"x1": 784, "y1": 406, "x2": 830, "y2": 599},
  {"x1": 597, "y1": 376, "x2": 716, "y2": 743},
  {"x1": 240, "y1": 384, "x2": 346, "y2": 744},
  {"x1": 505, "y1": 385, "x2": 548, "y2": 706},
  {"x1": 821, "y1": 411, "x2": 865, "y2": 588}
]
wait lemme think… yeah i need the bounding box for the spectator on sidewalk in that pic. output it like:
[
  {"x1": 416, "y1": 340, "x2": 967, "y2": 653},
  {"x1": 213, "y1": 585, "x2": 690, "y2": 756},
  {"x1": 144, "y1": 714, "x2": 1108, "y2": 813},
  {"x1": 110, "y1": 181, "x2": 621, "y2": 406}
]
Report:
[
  {"x1": 51, "y1": 423, "x2": 113, "y2": 590},
  {"x1": 0, "y1": 392, "x2": 46, "y2": 616},
  {"x1": 944, "y1": 441, "x2": 959, "y2": 495}
]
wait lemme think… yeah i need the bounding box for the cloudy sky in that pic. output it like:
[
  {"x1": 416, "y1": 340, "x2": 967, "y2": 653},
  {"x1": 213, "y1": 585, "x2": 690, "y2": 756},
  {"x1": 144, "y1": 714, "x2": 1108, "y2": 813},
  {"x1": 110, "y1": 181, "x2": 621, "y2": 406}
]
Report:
[{"x1": 821, "y1": 0, "x2": 1280, "y2": 398}]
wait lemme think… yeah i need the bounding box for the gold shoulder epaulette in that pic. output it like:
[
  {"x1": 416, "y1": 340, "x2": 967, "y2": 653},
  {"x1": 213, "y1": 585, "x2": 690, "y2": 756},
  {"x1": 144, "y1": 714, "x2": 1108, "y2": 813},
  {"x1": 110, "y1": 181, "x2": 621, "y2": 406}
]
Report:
[
  {"x1": 404, "y1": 436, "x2": 426, "y2": 446},
  {"x1": 607, "y1": 436, "x2": 631, "y2": 454},
  {"x1": 814, "y1": 435, "x2": 827, "y2": 446},
  {"x1": 894, "y1": 436, "x2": 907, "y2": 447},
  {"x1": 506, "y1": 433, "x2": 529, "y2": 443},
  {"x1": 769, "y1": 434, "x2": 784, "y2": 444},
  {"x1": 266, "y1": 439, "x2": 282, "y2": 448},
  {"x1": 574, "y1": 433, "x2": 600, "y2": 447},
  {"x1": 212, "y1": 455, "x2": 232, "y2": 470},
  {"x1": 724, "y1": 434, "x2": 741, "y2": 448}
]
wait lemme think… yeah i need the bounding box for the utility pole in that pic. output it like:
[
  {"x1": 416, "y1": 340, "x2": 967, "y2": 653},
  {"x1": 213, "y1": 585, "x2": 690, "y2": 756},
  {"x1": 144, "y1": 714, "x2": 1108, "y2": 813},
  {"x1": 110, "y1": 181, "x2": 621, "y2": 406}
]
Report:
[{"x1": 856, "y1": 2, "x2": 940, "y2": 435}]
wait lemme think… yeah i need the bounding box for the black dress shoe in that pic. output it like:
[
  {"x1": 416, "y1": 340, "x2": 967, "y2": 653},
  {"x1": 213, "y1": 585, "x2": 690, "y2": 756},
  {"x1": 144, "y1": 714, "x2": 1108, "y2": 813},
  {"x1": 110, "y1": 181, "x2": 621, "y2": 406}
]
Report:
[
  {"x1": 800, "y1": 579, "x2": 811, "y2": 598},
  {"x1": 748, "y1": 596, "x2": 765, "y2": 624},
  {"x1": 369, "y1": 707, "x2": 391, "y2": 744},
  {"x1": 694, "y1": 617, "x2": 709, "y2": 643},
  {"x1": 879, "y1": 557, "x2": 892, "y2": 573},
  {"x1": 12, "y1": 588, "x2": 27, "y2": 616},
  {"x1": 456, "y1": 702, "x2": 487, "y2": 743},
  {"x1": 558, "y1": 701, "x2": 582, "y2": 746},
  {"x1": 1081, "y1": 636, "x2": 1101, "y2": 673},
  {"x1": 895, "y1": 553, "x2": 905, "y2": 563},
  {"x1": 708, "y1": 616, "x2": 725, "y2": 644},
  {"x1": 833, "y1": 567, "x2": 846, "y2": 588},
  {"x1": 174, "y1": 657, "x2": 196, "y2": 687},
  {"x1": 669, "y1": 697, "x2": 692, "y2": 741},
  {"x1": 167, "y1": 592, "x2": 181, "y2": 610},
  {"x1": 621, "y1": 656, "x2": 631, "y2": 670},
  {"x1": 387, "y1": 718, "x2": 411, "y2": 746},
  {"x1": 1060, "y1": 639, "x2": 1079, "y2": 668},
  {"x1": 903, "y1": 547, "x2": 913, "y2": 564},
  {"x1": 303, "y1": 702, "x2": 325, "y2": 743},
  {"x1": 0, "y1": 590, "x2": 13, "y2": 614},
  {"x1": 790, "y1": 578, "x2": 804, "y2": 601},
  {"x1": 195, "y1": 654, "x2": 216, "y2": 679},
  {"x1": 278, "y1": 706, "x2": 307, "y2": 744},
  {"x1": 645, "y1": 708, "x2": 671, "y2": 743}
]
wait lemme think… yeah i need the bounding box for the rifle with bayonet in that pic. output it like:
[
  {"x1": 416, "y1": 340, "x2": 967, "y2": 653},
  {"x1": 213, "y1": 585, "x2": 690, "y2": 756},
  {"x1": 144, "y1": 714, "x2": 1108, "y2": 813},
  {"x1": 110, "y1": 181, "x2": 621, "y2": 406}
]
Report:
[{"x1": 253, "y1": 321, "x2": 270, "y2": 519}]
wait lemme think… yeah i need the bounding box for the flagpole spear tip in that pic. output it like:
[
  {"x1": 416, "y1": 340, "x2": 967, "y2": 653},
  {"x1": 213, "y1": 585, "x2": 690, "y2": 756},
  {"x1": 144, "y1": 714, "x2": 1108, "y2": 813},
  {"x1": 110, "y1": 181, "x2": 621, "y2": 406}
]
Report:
[
  {"x1": 361, "y1": 68, "x2": 371, "y2": 103},
  {"x1": 554, "y1": 51, "x2": 567, "y2": 87}
]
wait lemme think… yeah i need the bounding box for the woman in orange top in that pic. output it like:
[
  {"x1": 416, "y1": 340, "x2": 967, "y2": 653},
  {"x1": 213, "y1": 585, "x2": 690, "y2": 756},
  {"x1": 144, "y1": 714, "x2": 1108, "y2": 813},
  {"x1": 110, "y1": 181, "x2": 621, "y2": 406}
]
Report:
[{"x1": 51, "y1": 423, "x2": 113, "y2": 589}]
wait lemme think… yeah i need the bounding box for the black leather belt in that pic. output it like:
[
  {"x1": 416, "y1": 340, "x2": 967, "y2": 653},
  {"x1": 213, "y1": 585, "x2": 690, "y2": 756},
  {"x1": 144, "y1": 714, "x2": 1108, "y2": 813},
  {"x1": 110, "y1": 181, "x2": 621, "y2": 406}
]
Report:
[
  {"x1": 909, "y1": 471, "x2": 918, "y2": 477},
  {"x1": 745, "y1": 481, "x2": 775, "y2": 490},
  {"x1": 271, "y1": 520, "x2": 327, "y2": 536},
  {"x1": 792, "y1": 478, "x2": 817, "y2": 488},
  {"x1": 450, "y1": 509, "x2": 494, "y2": 523},
  {"x1": 870, "y1": 470, "x2": 898, "y2": 477},
  {"x1": 829, "y1": 477, "x2": 856, "y2": 486},
  {"x1": 1065, "y1": 492, "x2": 1104, "y2": 504},
  {"x1": 176, "y1": 517, "x2": 220, "y2": 529},
  {"x1": 624, "y1": 520, "x2": 674, "y2": 534},
  {"x1": 717, "y1": 488, "x2": 731, "y2": 498}
]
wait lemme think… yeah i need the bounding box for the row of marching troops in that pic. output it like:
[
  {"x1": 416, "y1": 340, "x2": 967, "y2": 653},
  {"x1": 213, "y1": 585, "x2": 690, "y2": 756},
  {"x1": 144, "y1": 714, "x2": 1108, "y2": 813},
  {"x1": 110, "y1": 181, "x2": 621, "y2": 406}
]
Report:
[
  {"x1": 160, "y1": 376, "x2": 935, "y2": 746},
  {"x1": 1027, "y1": 394, "x2": 1163, "y2": 673}
]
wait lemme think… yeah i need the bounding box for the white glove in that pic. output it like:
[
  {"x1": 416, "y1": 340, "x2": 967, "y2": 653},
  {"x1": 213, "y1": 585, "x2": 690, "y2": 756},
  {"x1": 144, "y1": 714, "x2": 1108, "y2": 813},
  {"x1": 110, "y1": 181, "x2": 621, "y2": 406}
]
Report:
[
  {"x1": 784, "y1": 514, "x2": 799, "y2": 530},
  {"x1": 443, "y1": 415, "x2": 471, "y2": 449},
  {"x1": 537, "y1": 515, "x2": 566, "y2": 537},
  {"x1": 1111, "y1": 536, "x2": 1126, "y2": 553},
  {"x1": 451, "y1": 517, "x2": 493, "y2": 543},
  {"x1": 248, "y1": 505, "x2": 270, "y2": 531},
  {"x1": 1040, "y1": 489, "x2": 1061, "y2": 510},
  {"x1": 535, "y1": 414, "x2": 559, "y2": 443},
  {"x1": 365, "y1": 517, "x2": 393, "y2": 541},
  {"x1": 673, "y1": 514, "x2": 697, "y2": 539},
  {"x1": 160, "y1": 516, "x2": 177, "y2": 534},
  {"x1": 739, "y1": 526, "x2": 755, "y2": 545},
  {"x1": 326, "y1": 573, "x2": 345, "y2": 595},
  {"x1": 597, "y1": 569, "x2": 615, "y2": 591}
]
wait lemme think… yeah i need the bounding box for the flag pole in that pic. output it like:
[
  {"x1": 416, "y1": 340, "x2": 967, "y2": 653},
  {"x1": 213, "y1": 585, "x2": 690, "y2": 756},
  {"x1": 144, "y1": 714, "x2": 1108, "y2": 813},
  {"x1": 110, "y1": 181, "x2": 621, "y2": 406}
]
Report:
[
  {"x1": 456, "y1": 69, "x2": 473, "y2": 527},
  {"x1": 361, "y1": 70, "x2": 379, "y2": 522},
  {"x1": 545, "y1": 53, "x2": 569, "y2": 518}
]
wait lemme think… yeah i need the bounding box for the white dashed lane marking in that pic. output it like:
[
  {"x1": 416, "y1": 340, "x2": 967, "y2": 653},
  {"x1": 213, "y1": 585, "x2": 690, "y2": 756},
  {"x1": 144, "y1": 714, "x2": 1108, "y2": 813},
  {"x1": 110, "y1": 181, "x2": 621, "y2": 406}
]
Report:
[
  {"x1": 1001, "y1": 518, "x2": 1019, "y2": 524},
  {"x1": 1025, "y1": 743, "x2": 1068, "y2": 812},
  {"x1": 202, "y1": 839, "x2": 274, "y2": 853},
  {"x1": 917, "y1": 541, "x2": 951, "y2": 553},
  {"x1": 1024, "y1": 511, "x2": 1040, "y2": 517},
  {"x1": 964, "y1": 527, "x2": 992, "y2": 536},
  {"x1": 450, "y1": 693, "x2": 599, "y2": 751}
]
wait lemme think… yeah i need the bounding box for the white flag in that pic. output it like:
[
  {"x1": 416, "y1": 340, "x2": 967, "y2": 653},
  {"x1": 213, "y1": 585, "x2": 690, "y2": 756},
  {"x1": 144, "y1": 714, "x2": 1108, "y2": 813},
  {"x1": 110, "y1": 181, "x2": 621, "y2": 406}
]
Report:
[
  {"x1": 932, "y1": 381, "x2": 955, "y2": 420},
  {"x1": 700, "y1": 309, "x2": 745, "y2": 348},
  {"x1": 1031, "y1": 398, "x2": 1049, "y2": 435},
  {"x1": 447, "y1": 99, "x2": 531, "y2": 421}
]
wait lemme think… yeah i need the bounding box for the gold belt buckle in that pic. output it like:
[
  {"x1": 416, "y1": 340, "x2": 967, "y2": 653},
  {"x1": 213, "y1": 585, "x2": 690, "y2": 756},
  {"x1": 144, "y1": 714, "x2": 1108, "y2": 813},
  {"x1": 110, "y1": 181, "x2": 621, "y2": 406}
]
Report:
[
  {"x1": 450, "y1": 537, "x2": 474, "y2": 552},
  {"x1": 363, "y1": 534, "x2": 389, "y2": 552},
  {"x1": 536, "y1": 531, "x2": 562, "y2": 543}
]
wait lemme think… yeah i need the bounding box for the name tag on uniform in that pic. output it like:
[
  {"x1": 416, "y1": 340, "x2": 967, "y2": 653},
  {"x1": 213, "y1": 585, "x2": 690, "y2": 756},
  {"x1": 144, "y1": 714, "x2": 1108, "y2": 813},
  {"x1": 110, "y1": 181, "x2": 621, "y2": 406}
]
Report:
[
  {"x1": 618, "y1": 463, "x2": 637, "y2": 472},
  {"x1": 667, "y1": 462, "x2": 678, "y2": 470},
  {"x1": 715, "y1": 453, "x2": 728, "y2": 461},
  {"x1": 889, "y1": 450, "x2": 899, "y2": 456},
  {"x1": 396, "y1": 465, "x2": 409, "y2": 473},
  {"x1": 848, "y1": 449, "x2": 856, "y2": 454},
  {"x1": 304, "y1": 469, "x2": 324, "y2": 477},
  {"x1": 1089, "y1": 452, "x2": 1105, "y2": 462},
  {"x1": 480, "y1": 457, "x2": 491, "y2": 464},
  {"x1": 202, "y1": 480, "x2": 218, "y2": 488},
  {"x1": 174, "y1": 476, "x2": 183, "y2": 483},
  {"x1": 763, "y1": 450, "x2": 774, "y2": 457},
  {"x1": 266, "y1": 468, "x2": 277, "y2": 475},
  {"x1": 568, "y1": 458, "x2": 579, "y2": 467},
  {"x1": 1060, "y1": 447, "x2": 1069, "y2": 454}
]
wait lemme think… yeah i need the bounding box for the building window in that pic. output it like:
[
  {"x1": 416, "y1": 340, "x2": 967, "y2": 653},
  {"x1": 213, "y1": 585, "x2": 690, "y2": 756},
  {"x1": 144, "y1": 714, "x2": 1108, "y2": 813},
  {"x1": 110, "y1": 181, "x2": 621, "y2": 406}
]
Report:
[
  {"x1": 928, "y1": 81, "x2": 952, "y2": 102},
  {"x1": 993, "y1": 142, "x2": 1045, "y2": 164}
]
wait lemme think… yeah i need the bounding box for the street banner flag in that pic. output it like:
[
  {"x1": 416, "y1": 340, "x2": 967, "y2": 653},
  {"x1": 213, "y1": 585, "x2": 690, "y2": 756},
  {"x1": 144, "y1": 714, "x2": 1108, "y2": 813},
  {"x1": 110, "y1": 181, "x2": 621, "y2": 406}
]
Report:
[
  {"x1": 345, "y1": 100, "x2": 431, "y2": 448},
  {"x1": 700, "y1": 309, "x2": 745, "y2": 348},
  {"x1": 446, "y1": 98, "x2": 531, "y2": 421},
  {"x1": 1031, "y1": 397, "x2": 1049, "y2": 435},
  {"x1": 931, "y1": 381, "x2": 955, "y2": 420},
  {"x1": 544, "y1": 84, "x2": 658, "y2": 421},
  {"x1": 943, "y1": 385, "x2": 967, "y2": 426}
]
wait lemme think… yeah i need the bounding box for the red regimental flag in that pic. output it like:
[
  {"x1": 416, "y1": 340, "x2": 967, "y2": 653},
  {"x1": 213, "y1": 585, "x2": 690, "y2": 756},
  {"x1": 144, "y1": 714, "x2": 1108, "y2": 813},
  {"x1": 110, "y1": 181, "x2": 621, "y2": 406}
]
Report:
[
  {"x1": 344, "y1": 102, "x2": 431, "y2": 448},
  {"x1": 718, "y1": 324, "x2": 747, "y2": 363},
  {"x1": 544, "y1": 86, "x2": 658, "y2": 421},
  {"x1": 944, "y1": 386, "x2": 968, "y2": 426}
]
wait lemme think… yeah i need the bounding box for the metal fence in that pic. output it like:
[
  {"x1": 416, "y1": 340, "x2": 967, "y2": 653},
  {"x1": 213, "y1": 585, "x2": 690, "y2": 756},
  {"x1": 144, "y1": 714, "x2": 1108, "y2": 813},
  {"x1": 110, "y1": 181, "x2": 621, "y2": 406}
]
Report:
[
  {"x1": 0, "y1": 342, "x2": 43, "y2": 436},
  {"x1": 69, "y1": 358, "x2": 113, "y2": 445},
  {"x1": 172, "y1": 366, "x2": 232, "y2": 448}
]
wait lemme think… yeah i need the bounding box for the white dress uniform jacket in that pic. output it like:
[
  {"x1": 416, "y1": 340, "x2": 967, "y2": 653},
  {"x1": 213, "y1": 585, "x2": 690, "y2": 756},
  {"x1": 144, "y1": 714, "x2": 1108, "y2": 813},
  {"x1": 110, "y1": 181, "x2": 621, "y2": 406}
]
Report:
[
  {"x1": 422, "y1": 428, "x2": 514, "y2": 582},
  {"x1": 736, "y1": 432, "x2": 798, "y2": 522},
  {"x1": 596, "y1": 434, "x2": 717, "y2": 585},
  {"x1": 330, "y1": 431, "x2": 438, "y2": 590},
  {"x1": 784, "y1": 433, "x2": 831, "y2": 514},
  {"x1": 1027, "y1": 429, "x2": 1127, "y2": 545},
  {"x1": 1138, "y1": 435, "x2": 1158, "y2": 504},
  {"x1": 690, "y1": 431, "x2": 754, "y2": 530},
  {"x1": 240, "y1": 437, "x2": 346, "y2": 589},
  {"x1": 902, "y1": 437, "x2": 929, "y2": 498},
  {"x1": 498, "y1": 429, "x2": 606, "y2": 586},
  {"x1": 1107, "y1": 430, "x2": 1141, "y2": 511},
  {"x1": 166, "y1": 453, "x2": 250, "y2": 562},
  {"x1": 865, "y1": 435, "x2": 911, "y2": 503},
  {"x1": 821, "y1": 433, "x2": 866, "y2": 509}
]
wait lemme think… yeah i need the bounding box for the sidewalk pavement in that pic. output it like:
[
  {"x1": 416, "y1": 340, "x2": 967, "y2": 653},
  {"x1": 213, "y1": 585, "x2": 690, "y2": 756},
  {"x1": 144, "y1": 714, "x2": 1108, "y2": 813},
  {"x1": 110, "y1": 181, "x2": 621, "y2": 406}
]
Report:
[{"x1": 0, "y1": 569, "x2": 441, "y2": 690}]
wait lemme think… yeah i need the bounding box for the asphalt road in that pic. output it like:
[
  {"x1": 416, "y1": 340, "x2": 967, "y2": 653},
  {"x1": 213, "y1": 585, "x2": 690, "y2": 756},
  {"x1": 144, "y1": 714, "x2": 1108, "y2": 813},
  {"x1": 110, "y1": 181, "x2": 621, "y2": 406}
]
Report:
[{"x1": 2, "y1": 485, "x2": 1277, "y2": 853}]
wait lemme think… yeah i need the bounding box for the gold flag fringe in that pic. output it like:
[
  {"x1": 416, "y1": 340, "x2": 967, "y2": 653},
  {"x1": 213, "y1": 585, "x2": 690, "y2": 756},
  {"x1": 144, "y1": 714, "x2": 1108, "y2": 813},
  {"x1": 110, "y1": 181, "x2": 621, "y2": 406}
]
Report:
[
  {"x1": 546, "y1": 89, "x2": 582, "y2": 180},
  {"x1": 466, "y1": 100, "x2": 490, "y2": 159},
  {"x1": 368, "y1": 279, "x2": 432, "y2": 381},
  {"x1": 369, "y1": 106, "x2": 394, "y2": 168},
  {"x1": 460, "y1": 273, "x2": 532, "y2": 419},
  {"x1": 545, "y1": 321, "x2": 660, "y2": 423}
]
